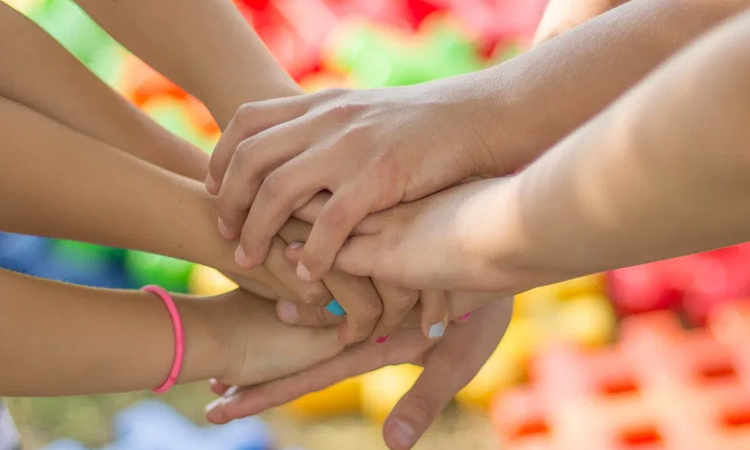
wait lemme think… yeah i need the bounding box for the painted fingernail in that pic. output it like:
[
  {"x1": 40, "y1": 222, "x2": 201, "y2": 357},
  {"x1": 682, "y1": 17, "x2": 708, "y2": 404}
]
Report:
[
  {"x1": 289, "y1": 241, "x2": 303, "y2": 251},
  {"x1": 428, "y1": 322, "x2": 445, "y2": 339},
  {"x1": 326, "y1": 299, "x2": 346, "y2": 316},
  {"x1": 278, "y1": 301, "x2": 299, "y2": 323},
  {"x1": 296, "y1": 262, "x2": 312, "y2": 282},
  {"x1": 205, "y1": 385, "x2": 239, "y2": 413},
  {"x1": 205, "y1": 173, "x2": 219, "y2": 194},
  {"x1": 458, "y1": 312, "x2": 473, "y2": 321},
  {"x1": 234, "y1": 246, "x2": 249, "y2": 267},
  {"x1": 388, "y1": 420, "x2": 416, "y2": 449},
  {"x1": 376, "y1": 335, "x2": 389, "y2": 345},
  {"x1": 217, "y1": 217, "x2": 232, "y2": 239}
]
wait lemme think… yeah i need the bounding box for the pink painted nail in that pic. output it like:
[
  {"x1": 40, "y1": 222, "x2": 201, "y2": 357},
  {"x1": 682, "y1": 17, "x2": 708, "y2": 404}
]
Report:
[
  {"x1": 376, "y1": 335, "x2": 389, "y2": 345},
  {"x1": 458, "y1": 312, "x2": 473, "y2": 321},
  {"x1": 289, "y1": 241, "x2": 303, "y2": 250}
]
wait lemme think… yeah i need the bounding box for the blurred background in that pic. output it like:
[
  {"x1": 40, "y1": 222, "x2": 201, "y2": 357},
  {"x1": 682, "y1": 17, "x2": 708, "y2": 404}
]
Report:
[{"x1": 4, "y1": 0, "x2": 750, "y2": 449}]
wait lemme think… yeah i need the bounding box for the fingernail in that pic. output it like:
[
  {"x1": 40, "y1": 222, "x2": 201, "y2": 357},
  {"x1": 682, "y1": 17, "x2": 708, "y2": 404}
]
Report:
[
  {"x1": 376, "y1": 335, "x2": 389, "y2": 344},
  {"x1": 296, "y1": 262, "x2": 312, "y2": 282},
  {"x1": 278, "y1": 301, "x2": 299, "y2": 323},
  {"x1": 325, "y1": 299, "x2": 346, "y2": 316},
  {"x1": 218, "y1": 217, "x2": 232, "y2": 239},
  {"x1": 204, "y1": 385, "x2": 239, "y2": 413},
  {"x1": 289, "y1": 241, "x2": 303, "y2": 250},
  {"x1": 209, "y1": 378, "x2": 217, "y2": 385},
  {"x1": 388, "y1": 420, "x2": 416, "y2": 449},
  {"x1": 205, "y1": 173, "x2": 219, "y2": 194},
  {"x1": 235, "y1": 246, "x2": 248, "y2": 267},
  {"x1": 428, "y1": 322, "x2": 445, "y2": 339},
  {"x1": 458, "y1": 312, "x2": 472, "y2": 322}
]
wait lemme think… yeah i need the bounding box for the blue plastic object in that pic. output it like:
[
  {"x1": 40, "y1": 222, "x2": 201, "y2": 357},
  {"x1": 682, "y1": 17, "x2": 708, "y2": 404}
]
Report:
[
  {"x1": 0, "y1": 232, "x2": 51, "y2": 274},
  {"x1": 326, "y1": 299, "x2": 346, "y2": 316}
]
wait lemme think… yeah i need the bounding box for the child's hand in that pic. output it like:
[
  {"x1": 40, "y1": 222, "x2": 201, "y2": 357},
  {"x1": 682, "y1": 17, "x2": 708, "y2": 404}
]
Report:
[
  {"x1": 206, "y1": 78, "x2": 519, "y2": 283},
  {"x1": 206, "y1": 289, "x2": 344, "y2": 387},
  {"x1": 206, "y1": 298, "x2": 514, "y2": 450}
]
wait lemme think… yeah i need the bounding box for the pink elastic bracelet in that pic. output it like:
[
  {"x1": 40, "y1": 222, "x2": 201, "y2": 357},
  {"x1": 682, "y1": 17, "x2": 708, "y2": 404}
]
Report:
[{"x1": 142, "y1": 285, "x2": 185, "y2": 394}]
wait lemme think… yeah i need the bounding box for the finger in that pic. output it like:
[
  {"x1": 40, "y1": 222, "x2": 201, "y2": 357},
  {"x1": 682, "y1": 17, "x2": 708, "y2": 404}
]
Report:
[
  {"x1": 236, "y1": 156, "x2": 328, "y2": 269},
  {"x1": 262, "y1": 236, "x2": 332, "y2": 306},
  {"x1": 323, "y1": 270, "x2": 383, "y2": 345},
  {"x1": 368, "y1": 281, "x2": 420, "y2": 345},
  {"x1": 209, "y1": 378, "x2": 231, "y2": 396},
  {"x1": 297, "y1": 180, "x2": 382, "y2": 282},
  {"x1": 293, "y1": 191, "x2": 331, "y2": 223},
  {"x1": 276, "y1": 300, "x2": 345, "y2": 327},
  {"x1": 331, "y1": 234, "x2": 384, "y2": 279},
  {"x1": 207, "y1": 96, "x2": 312, "y2": 194},
  {"x1": 285, "y1": 241, "x2": 384, "y2": 344},
  {"x1": 216, "y1": 119, "x2": 314, "y2": 240},
  {"x1": 205, "y1": 328, "x2": 430, "y2": 424},
  {"x1": 420, "y1": 290, "x2": 449, "y2": 340}
]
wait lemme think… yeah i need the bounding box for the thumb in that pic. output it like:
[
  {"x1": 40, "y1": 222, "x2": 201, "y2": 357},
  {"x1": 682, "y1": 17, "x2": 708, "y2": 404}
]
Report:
[{"x1": 382, "y1": 363, "x2": 465, "y2": 450}]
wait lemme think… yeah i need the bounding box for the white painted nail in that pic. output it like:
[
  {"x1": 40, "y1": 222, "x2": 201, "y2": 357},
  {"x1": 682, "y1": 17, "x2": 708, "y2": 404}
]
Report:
[{"x1": 428, "y1": 322, "x2": 445, "y2": 339}]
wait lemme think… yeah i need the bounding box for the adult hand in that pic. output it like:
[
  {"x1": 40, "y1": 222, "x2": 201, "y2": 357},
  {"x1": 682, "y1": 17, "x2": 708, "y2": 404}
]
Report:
[
  {"x1": 206, "y1": 75, "x2": 516, "y2": 282},
  {"x1": 206, "y1": 298, "x2": 513, "y2": 450}
]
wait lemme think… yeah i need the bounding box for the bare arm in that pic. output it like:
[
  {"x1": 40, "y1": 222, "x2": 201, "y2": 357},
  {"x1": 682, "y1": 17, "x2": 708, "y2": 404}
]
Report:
[
  {"x1": 491, "y1": 0, "x2": 750, "y2": 169},
  {"x1": 71, "y1": 0, "x2": 301, "y2": 127},
  {"x1": 0, "y1": 269, "x2": 340, "y2": 396},
  {"x1": 513, "y1": 8, "x2": 750, "y2": 276},
  {"x1": 0, "y1": 2, "x2": 208, "y2": 181},
  {"x1": 533, "y1": 0, "x2": 631, "y2": 44},
  {"x1": 0, "y1": 94, "x2": 297, "y2": 298}
]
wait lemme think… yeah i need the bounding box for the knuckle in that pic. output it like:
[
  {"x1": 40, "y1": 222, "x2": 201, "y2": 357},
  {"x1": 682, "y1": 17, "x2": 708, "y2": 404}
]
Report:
[
  {"x1": 324, "y1": 100, "x2": 366, "y2": 122},
  {"x1": 408, "y1": 394, "x2": 439, "y2": 423},
  {"x1": 367, "y1": 151, "x2": 399, "y2": 182},
  {"x1": 234, "y1": 103, "x2": 258, "y2": 125},
  {"x1": 357, "y1": 301, "x2": 383, "y2": 324},
  {"x1": 301, "y1": 284, "x2": 329, "y2": 306},
  {"x1": 258, "y1": 169, "x2": 290, "y2": 201}
]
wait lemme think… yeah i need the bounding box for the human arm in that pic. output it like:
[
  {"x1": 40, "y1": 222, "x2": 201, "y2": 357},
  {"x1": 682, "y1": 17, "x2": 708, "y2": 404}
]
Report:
[
  {"x1": 0, "y1": 268, "x2": 340, "y2": 397},
  {"x1": 71, "y1": 0, "x2": 301, "y2": 127},
  {"x1": 206, "y1": 0, "x2": 750, "y2": 283},
  {"x1": 316, "y1": 8, "x2": 750, "y2": 293},
  {"x1": 0, "y1": 1, "x2": 208, "y2": 181}
]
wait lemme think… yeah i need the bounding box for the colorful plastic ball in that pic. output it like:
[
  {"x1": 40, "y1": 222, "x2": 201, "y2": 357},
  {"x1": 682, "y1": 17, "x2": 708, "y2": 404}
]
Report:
[{"x1": 557, "y1": 294, "x2": 616, "y2": 348}]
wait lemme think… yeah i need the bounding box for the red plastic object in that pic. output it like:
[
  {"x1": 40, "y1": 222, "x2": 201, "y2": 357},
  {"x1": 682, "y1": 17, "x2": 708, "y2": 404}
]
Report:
[
  {"x1": 607, "y1": 263, "x2": 682, "y2": 316},
  {"x1": 683, "y1": 253, "x2": 750, "y2": 326},
  {"x1": 492, "y1": 301, "x2": 750, "y2": 450}
]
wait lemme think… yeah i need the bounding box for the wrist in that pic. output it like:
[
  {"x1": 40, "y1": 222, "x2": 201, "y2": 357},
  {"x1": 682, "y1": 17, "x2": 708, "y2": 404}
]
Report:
[
  {"x1": 172, "y1": 296, "x2": 230, "y2": 383},
  {"x1": 464, "y1": 68, "x2": 547, "y2": 176}
]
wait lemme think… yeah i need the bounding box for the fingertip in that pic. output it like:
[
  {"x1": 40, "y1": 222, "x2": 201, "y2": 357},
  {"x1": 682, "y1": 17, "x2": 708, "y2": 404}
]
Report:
[
  {"x1": 384, "y1": 418, "x2": 419, "y2": 450},
  {"x1": 277, "y1": 300, "x2": 299, "y2": 324},
  {"x1": 206, "y1": 173, "x2": 220, "y2": 195},
  {"x1": 218, "y1": 217, "x2": 234, "y2": 240},
  {"x1": 285, "y1": 241, "x2": 304, "y2": 264}
]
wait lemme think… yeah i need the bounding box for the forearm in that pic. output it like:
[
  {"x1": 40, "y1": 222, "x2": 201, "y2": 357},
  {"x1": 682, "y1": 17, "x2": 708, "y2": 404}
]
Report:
[
  {"x1": 0, "y1": 2, "x2": 208, "y2": 181},
  {"x1": 73, "y1": 0, "x2": 301, "y2": 127},
  {"x1": 0, "y1": 269, "x2": 224, "y2": 396},
  {"x1": 484, "y1": 0, "x2": 750, "y2": 171},
  {"x1": 0, "y1": 96, "x2": 287, "y2": 294},
  {"x1": 511, "y1": 10, "x2": 750, "y2": 275}
]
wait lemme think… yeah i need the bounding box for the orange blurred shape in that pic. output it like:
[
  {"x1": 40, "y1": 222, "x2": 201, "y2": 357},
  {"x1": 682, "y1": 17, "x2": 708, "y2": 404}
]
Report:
[
  {"x1": 120, "y1": 55, "x2": 187, "y2": 107},
  {"x1": 183, "y1": 96, "x2": 220, "y2": 136}
]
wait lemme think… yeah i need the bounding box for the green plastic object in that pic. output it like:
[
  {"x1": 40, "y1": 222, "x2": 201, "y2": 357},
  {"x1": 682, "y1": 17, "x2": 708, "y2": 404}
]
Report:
[
  {"x1": 141, "y1": 98, "x2": 208, "y2": 148},
  {"x1": 326, "y1": 19, "x2": 484, "y2": 88},
  {"x1": 51, "y1": 240, "x2": 125, "y2": 268},
  {"x1": 29, "y1": 0, "x2": 120, "y2": 67},
  {"x1": 124, "y1": 251, "x2": 194, "y2": 293}
]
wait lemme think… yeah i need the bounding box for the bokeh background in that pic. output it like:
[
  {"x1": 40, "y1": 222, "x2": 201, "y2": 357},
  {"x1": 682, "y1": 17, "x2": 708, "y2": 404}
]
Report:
[{"x1": 4, "y1": 0, "x2": 750, "y2": 449}]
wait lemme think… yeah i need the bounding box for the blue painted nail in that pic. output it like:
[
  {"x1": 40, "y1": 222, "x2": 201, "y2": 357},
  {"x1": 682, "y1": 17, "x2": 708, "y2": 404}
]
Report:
[{"x1": 326, "y1": 299, "x2": 346, "y2": 316}]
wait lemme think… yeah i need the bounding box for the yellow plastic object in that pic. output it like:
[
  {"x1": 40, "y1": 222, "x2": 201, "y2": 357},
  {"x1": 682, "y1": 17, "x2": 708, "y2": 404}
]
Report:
[
  {"x1": 557, "y1": 294, "x2": 616, "y2": 348},
  {"x1": 555, "y1": 274, "x2": 607, "y2": 300},
  {"x1": 361, "y1": 365, "x2": 422, "y2": 423},
  {"x1": 285, "y1": 376, "x2": 362, "y2": 417},
  {"x1": 299, "y1": 73, "x2": 355, "y2": 92},
  {"x1": 455, "y1": 341, "x2": 524, "y2": 410},
  {"x1": 188, "y1": 265, "x2": 237, "y2": 296}
]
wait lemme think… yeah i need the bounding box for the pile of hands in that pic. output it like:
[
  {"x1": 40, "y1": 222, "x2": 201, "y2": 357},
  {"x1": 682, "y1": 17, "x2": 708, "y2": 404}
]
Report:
[
  {"x1": 197, "y1": 84, "x2": 565, "y2": 450},
  {"x1": 198, "y1": 5, "x2": 590, "y2": 449}
]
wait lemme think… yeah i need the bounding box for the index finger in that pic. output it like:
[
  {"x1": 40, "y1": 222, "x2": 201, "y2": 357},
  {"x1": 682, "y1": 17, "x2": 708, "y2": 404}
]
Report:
[{"x1": 206, "y1": 96, "x2": 311, "y2": 194}]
